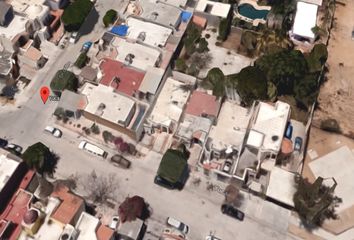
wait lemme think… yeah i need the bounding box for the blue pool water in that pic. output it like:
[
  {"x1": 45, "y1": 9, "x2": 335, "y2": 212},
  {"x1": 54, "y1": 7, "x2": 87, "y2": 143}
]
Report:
[{"x1": 238, "y1": 4, "x2": 269, "y2": 20}]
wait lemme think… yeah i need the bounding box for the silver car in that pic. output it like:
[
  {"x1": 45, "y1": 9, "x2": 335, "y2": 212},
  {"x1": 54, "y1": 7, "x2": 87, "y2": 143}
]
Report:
[{"x1": 166, "y1": 217, "x2": 189, "y2": 234}]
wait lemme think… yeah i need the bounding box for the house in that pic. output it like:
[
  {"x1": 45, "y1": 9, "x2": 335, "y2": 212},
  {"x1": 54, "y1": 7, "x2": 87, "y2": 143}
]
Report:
[
  {"x1": 290, "y1": 1, "x2": 320, "y2": 43},
  {"x1": 81, "y1": 83, "x2": 147, "y2": 140},
  {"x1": 184, "y1": 90, "x2": 220, "y2": 124},
  {"x1": 0, "y1": 50, "x2": 14, "y2": 87},
  {"x1": 146, "y1": 77, "x2": 191, "y2": 134},
  {"x1": 118, "y1": 219, "x2": 145, "y2": 240},
  {"x1": 0, "y1": 2, "x2": 14, "y2": 27},
  {"x1": 50, "y1": 185, "x2": 85, "y2": 226},
  {"x1": 79, "y1": 66, "x2": 98, "y2": 84},
  {"x1": 195, "y1": 0, "x2": 231, "y2": 26},
  {"x1": 75, "y1": 212, "x2": 114, "y2": 240},
  {"x1": 137, "y1": 67, "x2": 165, "y2": 103},
  {"x1": 55, "y1": 90, "x2": 87, "y2": 119},
  {"x1": 18, "y1": 45, "x2": 47, "y2": 69}
]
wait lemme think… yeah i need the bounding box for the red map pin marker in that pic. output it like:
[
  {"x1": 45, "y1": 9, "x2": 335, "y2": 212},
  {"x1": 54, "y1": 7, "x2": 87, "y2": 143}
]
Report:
[{"x1": 40, "y1": 86, "x2": 50, "y2": 104}]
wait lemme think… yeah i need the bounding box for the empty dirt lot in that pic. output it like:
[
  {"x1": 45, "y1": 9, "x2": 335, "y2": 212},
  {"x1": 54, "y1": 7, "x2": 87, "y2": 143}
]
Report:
[{"x1": 312, "y1": 0, "x2": 354, "y2": 137}]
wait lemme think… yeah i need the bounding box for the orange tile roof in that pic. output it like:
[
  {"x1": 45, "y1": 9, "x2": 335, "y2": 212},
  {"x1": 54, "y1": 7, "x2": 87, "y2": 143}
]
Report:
[
  {"x1": 97, "y1": 224, "x2": 114, "y2": 240},
  {"x1": 51, "y1": 185, "x2": 84, "y2": 225},
  {"x1": 185, "y1": 91, "x2": 219, "y2": 117}
]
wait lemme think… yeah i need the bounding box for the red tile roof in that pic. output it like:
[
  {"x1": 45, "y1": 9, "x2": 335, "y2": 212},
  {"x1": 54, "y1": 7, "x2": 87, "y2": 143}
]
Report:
[
  {"x1": 185, "y1": 91, "x2": 219, "y2": 117},
  {"x1": 51, "y1": 185, "x2": 84, "y2": 225},
  {"x1": 97, "y1": 224, "x2": 114, "y2": 240},
  {"x1": 99, "y1": 58, "x2": 145, "y2": 96}
]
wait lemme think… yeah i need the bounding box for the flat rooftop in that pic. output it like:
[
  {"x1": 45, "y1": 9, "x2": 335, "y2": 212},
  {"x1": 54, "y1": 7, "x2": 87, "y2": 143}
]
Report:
[
  {"x1": 266, "y1": 167, "x2": 296, "y2": 207},
  {"x1": 126, "y1": 17, "x2": 173, "y2": 48},
  {"x1": 0, "y1": 15, "x2": 27, "y2": 40},
  {"x1": 111, "y1": 37, "x2": 161, "y2": 71},
  {"x1": 176, "y1": 115, "x2": 212, "y2": 143},
  {"x1": 209, "y1": 101, "x2": 251, "y2": 151},
  {"x1": 99, "y1": 58, "x2": 145, "y2": 96},
  {"x1": 11, "y1": 1, "x2": 49, "y2": 20},
  {"x1": 138, "y1": 67, "x2": 165, "y2": 95},
  {"x1": 148, "y1": 77, "x2": 190, "y2": 127},
  {"x1": 82, "y1": 83, "x2": 136, "y2": 125},
  {"x1": 292, "y1": 1, "x2": 318, "y2": 39},
  {"x1": 250, "y1": 101, "x2": 290, "y2": 152},
  {"x1": 185, "y1": 90, "x2": 219, "y2": 118},
  {"x1": 76, "y1": 212, "x2": 99, "y2": 240},
  {"x1": 139, "y1": 0, "x2": 182, "y2": 28},
  {"x1": 195, "y1": 0, "x2": 231, "y2": 18},
  {"x1": 0, "y1": 154, "x2": 20, "y2": 192}
]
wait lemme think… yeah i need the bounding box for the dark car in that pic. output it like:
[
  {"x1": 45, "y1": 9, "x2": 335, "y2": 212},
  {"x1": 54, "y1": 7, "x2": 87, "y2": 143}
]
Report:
[
  {"x1": 221, "y1": 204, "x2": 244, "y2": 221},
  {"x1": 154, "y1": 176, "x2": 176, "y2": 189},
  {"x1": 110, "y1": 154, "x2": 131, "y2": 169},
  {"x1": 0, "y1": 138, "x2": 8, "y2": 148},
  {"x1": 294, "y1": 137, "x2": 303, "y2": 152}
]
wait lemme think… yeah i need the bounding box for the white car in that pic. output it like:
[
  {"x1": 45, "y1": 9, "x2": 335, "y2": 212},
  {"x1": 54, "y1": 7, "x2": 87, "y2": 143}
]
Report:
[
  {"x1": 69, "y1": 32, "x2": 78, "y2": 43},
  {"x1": 45, "y1": 126, "x2": 62, "y2": 138},
  {"x1": 166, "y1": 217, "x2": 189, "y2": 234},
  {"x1": 109, "y1": 216, "x2": 120, "y2": 230}
]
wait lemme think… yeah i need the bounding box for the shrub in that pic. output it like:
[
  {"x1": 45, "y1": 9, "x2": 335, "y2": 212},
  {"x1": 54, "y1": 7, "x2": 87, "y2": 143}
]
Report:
[
  {"x1": 103, "y1": 9, "x2": 117, "y2": 27},
  {"x1": 62, "y1": 0, "x2": 94, "y2": 31},
  {"x1": 175, "y1": 58, "x2": 187, "y2": 73},
  {"x1": 74, "y1": 53, "x2": 88, "y2": 69},
  {"x1": 205, "y1": 33, "x2": 211, "y2": 39},
  {"x1": 91, "y1": 124, "x2": 100, "y2": 134},
  {"x1": 197, "y1": 38, "x2": 209, "y2": 53},
  {"x1": 84, "y1": 128, "x2": 91, "y2": 135},
  {"x1": 103, "y1": 131, "x2": 114, "y2": 143},
  {"x1": 320, "y1": 119, "x2": 341, "y2": 133},
  {"x1": 218, "y1": 18, "x2": 230, "y2": 41}
]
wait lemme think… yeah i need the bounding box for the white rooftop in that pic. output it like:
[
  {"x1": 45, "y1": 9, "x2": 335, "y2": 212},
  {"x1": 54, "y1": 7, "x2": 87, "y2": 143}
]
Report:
[
  {"x1": 0, "y1": 154, "x2": 19, "y2": 192},
  {"x1": 0, "y1": 15, "x2": 27, "y2": 40},
  {"x1": 309, "y1": 146, "x2": 354, "y2": 212},
  {"x1": 292, "y1": 1, "x2": 318, "y2": 40},
  {"x1": 158, "y1": 0, "x2": 187, "y2": 7},
  {"x1": 195, "y1": 0, "x2": 231, "y2": 18},
  {"x1": 209, "y1": 101, "x2": 251, "y2": 152},
  {"x1": 10, "y1": 0, "x2": 49, "y2": 20},
  {"x1": 76, "y1": 212, "x2": 99, "y2": 240},
  {"x1": 266, "y1": 167, "x2": 296, "y2": 207},
  {"x1": 82, "y1": 83, "x2": 136, "y2": 126},
  {"x1": 148, "y1": 77, "x2": 190, "y2": 128},
  {"x1": 112, "y1": 37, "x2": 161, "y2": 71},
  {"x1": 251, "y1": 101, "x2": 290, "y2": 152},
  {"x1": 138, "y1": 67, "x2": 165, "y2": 95},
  {"x1": 126, "y1": 17, "x2": 173, "y2": 48}
]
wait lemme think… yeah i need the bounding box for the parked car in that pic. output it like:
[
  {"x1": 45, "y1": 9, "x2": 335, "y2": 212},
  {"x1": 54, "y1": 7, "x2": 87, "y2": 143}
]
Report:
[
  {"x1": 0, "y1": 138, "x2": 8, "y2": 148},
  {"x1": 69, "y1": 32, "x2": 79, "y2": 43},
  {"x1": 294, "y1": 137, "x2": 303, "y2": 152},
  {"x1": 166, "y1": 217, "x2": 189, "y2": 234},
  {"x1": 44, "y1": 126, "x2": 62, "y2": 138},
  {"x1": 221, "y1": 204, "x2": 244, "y2": 221},
  {"x1": 78, "y1": 140, "x2": 108, "y2": 158},
  {"x1": 154, "y1": 175, "x2": 175, "y2": 190},
  {"x1": 109, "y1": 216, "x2": 120, "y2": 230},
  {"x1": 5, "y1": 143, "x2": 23, "y2": 155},
  {"x1": 81, "y1": 41, "x2": 93, "y2": 52},
  {"x1": 110, "y1": 154, "x2": 131, "y2": 169},
  {"x1": 222, "y1": 159, "x2": 232, "y2": 173},
  {"x1": 285, "y1": 122, "x2": 293, "y2": 139}
]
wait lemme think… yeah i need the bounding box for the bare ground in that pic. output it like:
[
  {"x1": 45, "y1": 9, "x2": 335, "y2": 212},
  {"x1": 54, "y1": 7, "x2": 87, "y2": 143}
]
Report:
[{"x1": 312, "y1": 0, "x2": 354, "y2": 137}]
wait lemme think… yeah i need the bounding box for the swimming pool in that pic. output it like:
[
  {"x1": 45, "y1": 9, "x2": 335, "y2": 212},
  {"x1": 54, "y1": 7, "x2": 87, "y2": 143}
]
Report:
[{"x1": 238, "y1": 3, "x2": 269, "y2": 20}]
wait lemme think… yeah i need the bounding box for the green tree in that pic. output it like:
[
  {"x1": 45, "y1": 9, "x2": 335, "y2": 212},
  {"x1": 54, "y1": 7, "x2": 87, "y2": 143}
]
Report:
[
  {"x1": 293, "y1": 175, "x2": 342, "y2": 228},
  {"x1": 294, "y1": 73, "x2": 319, "y2": 107},
  {"x1": 306, "y1": 43, "x2": 328, "y2": 73},
  {"x1": 50, "y1": 70, "x2": 79, "y2": 94},
  {"x1": 74, "y1": 52, "x2": 88, "y2": 69},
  {"x1": 218, "y1": 18, "x2": 230, "y2": 41},
  {"x1": 241, "y1": 31, "x2": 257, "y2": 54},
  {"x1": 234, "y1": 66, "x2": 269, "y2": 105},
  {"x1": 22, "y1": 142, "x2": 59, "y2": 176},
  {"x1": 255, "y1": 50, "x2": 308, "y2": 95},
  {"x1": 175, "y1": 58, "x2": 187, "y2": 73},
  {"x1": 197, "y1": 38, "x2": 209, "y2": 53},
  {"x1": 61, "y1": 0, "x2": 93, "y2": 31},
  {"x1": 203, "y1": 68, "x2": 225, "y2": 97},
  {"x1": 103, "y1": 9, "x2": 117, "y2": 27},
  {"x1": 184, "y1": 23, "x2": 202, "y2": 56}
]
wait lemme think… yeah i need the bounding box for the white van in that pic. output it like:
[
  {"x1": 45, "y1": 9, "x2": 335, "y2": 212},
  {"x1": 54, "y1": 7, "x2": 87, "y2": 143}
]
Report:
[{"x1": 78, "y1": 140, "x2": 108, "y2": 158}]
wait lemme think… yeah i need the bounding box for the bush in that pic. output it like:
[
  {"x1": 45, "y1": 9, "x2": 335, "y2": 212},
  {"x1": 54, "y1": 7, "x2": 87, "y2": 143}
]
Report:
[
  {"x1": 74, "y1": 53, "x2": 88, "y2": 69},
  {"x1": 205, "y1": 33, "x2": 211, "y2": 39},
  {"x1": 320, "y1": 119, "x2": 341, "y2": 133},
  {"x1": 218, "y1": 18, "x2": 230, "y2": 41},
  {"x1": 175, "y1": 58, "x2": 187, "y2": 73},
  {"x1": 62, "y1": 0, "x2": 94, "y2": 31},
  {"x1": 197, "y1": 38, "x2": 209, "y2": 53},
  {"x1": 91, "y1": 124, "x2": 100, "y2": 134},
  {"x1": 84, "y1": 128, "x2": 91, "y2": 135},
  {"x1": 103, "y1": 9, "x2": 117, "y2": 27},
  {"x1": 103, "y1": 131, "x2": 114, "y2": 143}
]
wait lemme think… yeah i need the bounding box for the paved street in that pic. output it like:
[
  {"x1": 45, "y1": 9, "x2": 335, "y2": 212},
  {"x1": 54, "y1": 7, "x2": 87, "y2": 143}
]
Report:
[{"x1": 0, "y1": 1, "x2": 298, "y2": 239}]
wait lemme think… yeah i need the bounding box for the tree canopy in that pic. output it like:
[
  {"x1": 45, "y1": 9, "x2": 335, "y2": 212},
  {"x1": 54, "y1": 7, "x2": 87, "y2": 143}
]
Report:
[
  {"x1": 22, "y1": 142, "x2": 58, "y2": 176},
  {"x1": 118, "y1": 196, "x2": 148, "y2": 223},
  {"x1": 203, "y1": 68, "x2": 226, "y2": 97},
  {"x1": 61, "y1": 0, "x2": 93, "y2": 31},
  {"x1": 293, "y1": 175, "x2": 342, "y2": 228},
  {"x1": 233, "y1": 66, "x2": 269, "y2": 105},
  {"x1": 306, "y1": 43, "x2": 328, "y2": 73},
  {"x1": 103, "y1": 9, "x2": 117, "y2": 27},
  {"x1": 157, "y1": 149, "x2": 188, "y2": 185},
  {"x1": 255, "y1": 49, "x2": 308, "y2": 95},
  {"x1": 50, "y1": 70, "x2": 79, "y2": 94}
]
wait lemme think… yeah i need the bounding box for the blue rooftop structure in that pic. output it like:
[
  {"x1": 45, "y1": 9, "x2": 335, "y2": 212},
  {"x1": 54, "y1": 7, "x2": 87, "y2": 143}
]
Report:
[
  {"x1": 110, "y1": 25, "x2": 129, "y2": 36},
  {"x1": 181, "y1": 11, "x2": 192, "y2": 22}
]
